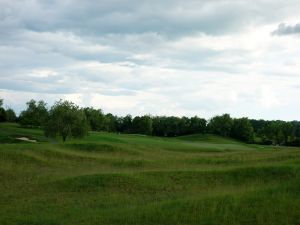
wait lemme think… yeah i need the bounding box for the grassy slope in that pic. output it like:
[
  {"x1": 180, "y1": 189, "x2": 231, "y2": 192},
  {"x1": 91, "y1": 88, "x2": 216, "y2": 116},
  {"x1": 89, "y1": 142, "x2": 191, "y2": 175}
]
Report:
[{"x1": 0, "y1": 123, "x2": 300, "y2": 225}]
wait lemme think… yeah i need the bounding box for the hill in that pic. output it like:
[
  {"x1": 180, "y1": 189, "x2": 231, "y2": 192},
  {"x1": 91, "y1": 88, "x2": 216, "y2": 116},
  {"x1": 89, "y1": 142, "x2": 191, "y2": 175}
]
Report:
[
  {"x1": 175, "y1": 133, "x2": 243, "y2": 143},
  {"x1": 0, "y1": 123, "x2": 300, "y2": 225}
]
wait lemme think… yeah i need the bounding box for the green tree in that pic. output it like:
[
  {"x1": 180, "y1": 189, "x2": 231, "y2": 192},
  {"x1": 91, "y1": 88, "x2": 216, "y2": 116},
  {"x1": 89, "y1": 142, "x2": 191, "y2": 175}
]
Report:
[
  {"x1": 261, "y1": 121, "x2": 286, "y2": 145},
  {"x1": 190, "y1": 116, "x2": 207, "y2": 134},
  {"x1": 5, "y1": 108, "x2": 17, "y2": 122},
  {"x1": 132, "y1": 115, "x2": 153, "y2": 135},
  {"x1": 19, "y1": 100, "x2": 48, "y2": 127},
  {"x1": 152, "y1": 116, "x2": 207, "y2": 137},
  {"x1": 208, "y1": 114, "x2": 233, "y2": 137},
  {"x1": 289, "y1": 121, "x2": 300, "y2": 146},
  {"x1": 270, "y1": 121, "x2": 285, "y2": 145},
  {"x1": 104, "y1": 113, "x2": 118, "y2": 132},
  {"x1": 119, "y1": 115, "x2": 133, "y2": 133},
  {"x1": 231, "y1": 118, "x2": 254, "y2": 142},
  {"x1": 44, "y1": 100, "x2": 89, "y2": 142},
  {"x1": 165, "y1": 116, "x2": 181, "y2": 136},
  {"x1": 152, "y1": 116, "x2": 167, "y2": 136},
  {"x1": 178, "y1": 117, "x2": 191, "y2": 135},
  {"x1": 250, "y1": 119, "x2": 268, "y2": 133},
  {"x1": 0, "y1": 98, "x2": 6, "y2": 122},
  {"x1": 257, "y1": 120, "x2": 300, "y2": 146},
  {"x1": 281, "y1": 122, "x2": 293, "y2": 145},
  {"x1": 83, "y1": 107, "x2": 106, "y2": 131},
  {"x1": 292, "y1": 122, "x2": 300, "y2": 138}
]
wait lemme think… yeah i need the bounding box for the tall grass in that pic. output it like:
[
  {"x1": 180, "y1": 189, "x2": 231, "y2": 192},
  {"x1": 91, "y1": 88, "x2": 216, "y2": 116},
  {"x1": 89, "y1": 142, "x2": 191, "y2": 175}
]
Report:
[{"x1": 0, "y1": 123, "x2": 299, "y2": 225}]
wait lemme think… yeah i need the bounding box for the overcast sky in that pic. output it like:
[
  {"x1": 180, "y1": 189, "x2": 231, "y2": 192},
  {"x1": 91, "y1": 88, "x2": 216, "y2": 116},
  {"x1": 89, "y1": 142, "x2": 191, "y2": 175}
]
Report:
[{"x1": 1, "y1": 0, "x2": 300, "y2": 120}]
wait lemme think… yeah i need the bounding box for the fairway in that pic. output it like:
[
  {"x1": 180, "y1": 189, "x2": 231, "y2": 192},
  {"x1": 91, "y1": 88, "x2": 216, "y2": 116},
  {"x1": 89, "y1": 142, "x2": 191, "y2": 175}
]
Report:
[{"x1": 1, "y1": 123, "x2": 300, "y2": 225}]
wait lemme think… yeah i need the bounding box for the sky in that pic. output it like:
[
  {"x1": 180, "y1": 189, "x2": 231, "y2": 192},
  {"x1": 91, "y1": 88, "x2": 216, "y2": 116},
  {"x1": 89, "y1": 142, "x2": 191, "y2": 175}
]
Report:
[{"x1": 1, "y1": 0, "x2": 300, "y2": 120}]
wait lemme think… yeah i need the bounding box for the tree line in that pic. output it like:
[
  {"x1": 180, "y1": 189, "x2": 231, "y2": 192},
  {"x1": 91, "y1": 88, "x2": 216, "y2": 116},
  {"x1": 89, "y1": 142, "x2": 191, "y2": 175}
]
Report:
[{"x1": 1, "y1": 98, "x2": 300, "y2": 145}]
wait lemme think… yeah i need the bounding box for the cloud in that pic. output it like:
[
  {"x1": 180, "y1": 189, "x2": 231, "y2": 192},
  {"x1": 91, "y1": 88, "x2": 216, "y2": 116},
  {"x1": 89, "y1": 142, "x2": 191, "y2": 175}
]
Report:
[
  {"x1": 2, "y1": 0, "x2": 300, "y2": 38},
  {"x1": 1, "y1": 0, "x2": 300, "y2": 120},
  {"x1": 272, "y1": 23, "x2": 300, "y2": 36}
]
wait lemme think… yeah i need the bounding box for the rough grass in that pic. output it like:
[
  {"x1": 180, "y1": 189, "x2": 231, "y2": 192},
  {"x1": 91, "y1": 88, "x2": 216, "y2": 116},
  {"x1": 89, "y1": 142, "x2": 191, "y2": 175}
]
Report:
[{"x1": 0, "y1": 123, "x2": 300, "y2": 225}]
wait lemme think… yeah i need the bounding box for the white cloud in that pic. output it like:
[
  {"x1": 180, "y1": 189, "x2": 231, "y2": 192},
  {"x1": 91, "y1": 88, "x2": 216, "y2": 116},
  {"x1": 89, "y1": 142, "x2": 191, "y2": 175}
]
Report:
[{"x1": 1, "y1": 0, "x2": 300, "y2": 120}]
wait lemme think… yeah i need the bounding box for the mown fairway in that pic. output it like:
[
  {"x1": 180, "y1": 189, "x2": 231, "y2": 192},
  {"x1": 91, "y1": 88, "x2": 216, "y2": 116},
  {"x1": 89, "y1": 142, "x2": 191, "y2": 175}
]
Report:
[{"x1": 0, "y1": 123, "x2": 300, "y2": 225}]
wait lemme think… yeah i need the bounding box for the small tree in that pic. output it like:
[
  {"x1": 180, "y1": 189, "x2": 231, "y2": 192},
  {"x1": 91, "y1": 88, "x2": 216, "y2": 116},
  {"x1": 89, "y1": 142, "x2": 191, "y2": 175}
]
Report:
[
  {"x1": 104, "y1": 113, "x2": 118, "y2": 132},
  {"x1": 208, "y1": 114, "x2": 233, "y2": 137},
  {"x1": 281, "y1": 122, "x2": 293, "y2": 145},
  {"x1": 0, "y1": 98, "x2": 6, "y2": 122},
  {"x1": 0, "y1": 109, "x2": 5, "y2": 122},
  {"x1": 231, "y1": 118, "x2": 254, "y2": 143},
  {"x1": 190, "y1": 116, "x2": 207, "y2": 134},
  {"x1": 119, "y1": 115, "x2": 133, "y2": 133},
  {"x1": 132, "y1": 115, "x2": 153, "y2": 135},
  {"x1": 83, "y1": 107, "x2": 106, "y2": 131},
  {"x1": 19, "y1": 99, "x2": 48, "y2": 127},
  {"x1": 44, "y1": 100, "x2": 89, "y2": 142},
  {"x1": 5, "y1": 108, "x2": 17, "y2": 122}
]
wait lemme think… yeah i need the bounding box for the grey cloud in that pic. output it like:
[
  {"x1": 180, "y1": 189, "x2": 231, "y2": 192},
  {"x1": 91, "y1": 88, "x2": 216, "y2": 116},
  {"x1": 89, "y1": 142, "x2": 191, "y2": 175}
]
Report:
[
  {"x1": 0, "y1": 0, "x2": 290, "y2": 38},
  {"x1": 0, "y1": 78, "x2": 76, "y2": 94},
  {"x1": 272, "y1": 23, "x2": 300, "y2": 36},
  {"x1": 1, "y1": 0, "x2": 300, "y2": 120}
]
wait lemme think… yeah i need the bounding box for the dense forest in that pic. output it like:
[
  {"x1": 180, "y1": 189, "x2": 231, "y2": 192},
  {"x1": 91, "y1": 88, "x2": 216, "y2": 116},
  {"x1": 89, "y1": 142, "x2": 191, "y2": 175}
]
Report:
[{"x1": 1, "y1": 98, "x2": 300, "y2": 146}]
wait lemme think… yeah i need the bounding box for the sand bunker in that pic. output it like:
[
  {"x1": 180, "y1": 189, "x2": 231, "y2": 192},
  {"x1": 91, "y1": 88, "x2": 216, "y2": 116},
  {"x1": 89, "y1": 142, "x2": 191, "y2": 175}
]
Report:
[{"x1": 15, "y1": 137, "x2": 37, "y2": 143}]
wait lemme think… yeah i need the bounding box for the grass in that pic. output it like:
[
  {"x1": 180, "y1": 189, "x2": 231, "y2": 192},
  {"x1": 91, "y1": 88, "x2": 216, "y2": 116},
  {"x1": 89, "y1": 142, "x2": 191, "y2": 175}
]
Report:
[{"x1": 0, "y1": 122, "x2": 300, "y2": 225}]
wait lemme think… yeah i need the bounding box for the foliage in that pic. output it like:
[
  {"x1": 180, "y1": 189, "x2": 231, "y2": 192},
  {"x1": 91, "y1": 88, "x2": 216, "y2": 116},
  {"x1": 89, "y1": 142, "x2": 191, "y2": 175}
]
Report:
[
  {"x1": 0, "y1": 108, "x2": 6, "y2": 122},
  {"x1": 152, "y1": 116, "x2": 206, "y2": 137},
  {"x1": 231, "y1": 117, "x2": 254, "y2": 143},
  {"x1": 83, "y1": 107, "x2": 106, "y2": 131},
  {"x1": 2, "y1": 97, "x2": 300, "y2": 146},
  {"x1": 19, "y1": 99, "x2": 48, "y2": 127},
  {"x1": 190, "y1": 116, "x2": 207, "y2": 134},
  {"x1": 0, "y1": 98, "x2": 6, "y2": 122},
  {"x1": 257, "y1": 120, "x2": 294, "y2": 145},
  {"x1": 118, "y1": 115, "x2": 133, "y2": 133},
  {"x1": 5, "y1": 108, "x2": 17, "y2": 122},
  {"x1": 208, "y1": 114, "x2": 233, "y2": 137},
  {"x1": 44, "y1": 100, "x2": 89, "y2": 142},
  {"x1": 105, "y1": 113, "x2": 118, "y2": 132},
  {"x1": 249, "y1": 119, "x2": 268, "y2": 133},
  {"x1": 132, "y1": 115, "x2": 153, "y2": 135}
]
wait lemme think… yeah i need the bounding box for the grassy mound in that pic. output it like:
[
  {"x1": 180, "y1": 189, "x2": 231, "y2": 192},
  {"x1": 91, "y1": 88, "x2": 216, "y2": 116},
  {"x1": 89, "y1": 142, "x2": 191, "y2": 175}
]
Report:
[{"x1": 0, "y1": 123, "x2": 300, "y2": 225}]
